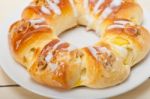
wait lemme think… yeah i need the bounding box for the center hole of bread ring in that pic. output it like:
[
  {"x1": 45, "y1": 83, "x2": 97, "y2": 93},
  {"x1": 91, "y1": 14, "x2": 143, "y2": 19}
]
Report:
[{"x1": 59, "y1": 26, "x2": 99, "y2": 48}]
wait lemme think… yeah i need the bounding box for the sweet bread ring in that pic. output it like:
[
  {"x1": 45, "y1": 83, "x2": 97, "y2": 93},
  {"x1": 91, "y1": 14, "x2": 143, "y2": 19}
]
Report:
[
  {"x1": 22, "y1": 0, "x2": 143, "y2": 34},
  {"x1": 9, "y1": 0, "x2": 150, "y2": 89}
]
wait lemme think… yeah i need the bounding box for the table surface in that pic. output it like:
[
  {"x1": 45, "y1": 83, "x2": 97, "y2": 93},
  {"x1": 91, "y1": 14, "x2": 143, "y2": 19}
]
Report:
[{"x1": 0, "y1": 0, "x2": 150, "y2": 99}]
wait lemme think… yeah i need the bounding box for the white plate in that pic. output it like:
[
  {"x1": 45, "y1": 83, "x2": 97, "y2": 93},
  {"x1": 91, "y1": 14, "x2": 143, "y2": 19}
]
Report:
[{"x1": 0, "y1": 0, "x2": 150, "y2": 99}]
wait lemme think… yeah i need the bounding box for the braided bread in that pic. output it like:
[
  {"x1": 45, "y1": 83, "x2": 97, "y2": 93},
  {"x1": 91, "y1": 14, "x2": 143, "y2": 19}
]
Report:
[{"x1": 9, "y1": 0, "x2": 150, "y2": 89}]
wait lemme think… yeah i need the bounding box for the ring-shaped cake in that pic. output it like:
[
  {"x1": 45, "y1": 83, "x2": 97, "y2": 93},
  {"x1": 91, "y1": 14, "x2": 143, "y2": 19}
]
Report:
[{"x1": 9, "y1": 0, "x2": 150, "y2": 89}]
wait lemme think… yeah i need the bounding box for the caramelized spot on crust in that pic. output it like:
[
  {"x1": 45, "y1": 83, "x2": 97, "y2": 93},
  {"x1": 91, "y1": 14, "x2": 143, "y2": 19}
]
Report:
[
  {"x1": 10, "y1": 19, "x2": 51, "y2": 51},
  {"x1": 124, "y1": 25, "x2": 140, "y2": 36},
  {"x1": 23, "y1": 56, "x2": 28, "y2": 63},
  {"x1": 38, "y1": 39, "x2": 71, "y2": 72},
  {"x1": 87, "y1": 46, "x2": 116, "y2": 69},
  {"x1": 40, "y1": 39, "x2": 59, "y2": 56},
  {"x1": 55, "y1": 43, "x2": 69, "y2": 50}
]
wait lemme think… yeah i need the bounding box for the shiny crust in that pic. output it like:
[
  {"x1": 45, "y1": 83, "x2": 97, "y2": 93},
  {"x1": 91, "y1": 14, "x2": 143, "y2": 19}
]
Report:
[
  {"x1": 22, "y1": 0, "x2": 77, "y2": 35},
  {"x1": 9, "y1": 0, "x2": 150, "y2": 89}
]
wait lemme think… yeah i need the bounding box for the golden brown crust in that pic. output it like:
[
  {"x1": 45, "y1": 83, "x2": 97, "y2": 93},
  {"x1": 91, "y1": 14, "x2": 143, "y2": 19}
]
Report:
[
  {"x1": 80, "y1": 45, "x2": 130, "y2": 88},
  {"x1": 9, "y1": 19, "x2": 57, "y2": 68},
  {"x1": 29, "y1": 39, "x2": 83, "y2": 89},
  {"x1": 22, "y1": 0, "x2": 77, "y2": 35},
  {"x1": 9, "y1": 0, "x2": 150, "y2": 89},
  {"x1": 115, "y1": 2, "x2": 143, "y2": 25},
  {"x1": 102, "y1": 23, "x2": 150, "y2": 66}
]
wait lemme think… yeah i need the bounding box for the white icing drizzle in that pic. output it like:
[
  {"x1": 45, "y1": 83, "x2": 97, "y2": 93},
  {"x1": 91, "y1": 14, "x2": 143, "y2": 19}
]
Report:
[
  {"x1": 107, "y1": 20, "x2": 135, "y2": 30},
  {"x1": 114, "y1": 20, "x2": 135, "y2": 26},
  {"x1": 87, "y1": 46, "x2": 111, "y2": 60},
  {"x1": 33, "y1": 25, "x2": 50, "y2": 29},
  {"x1": 44, "y1": 40, "x2": 63, "y2": 71},
  {"x1": 98, "y1": 7, "x2": 112, "y2": 24},
  {"x1": 44, "y1": 40, "x2": 76, "y2": 71},
  {"x1": 97, "y1": 47, "x2": 111, "y2": 56},
  {"x1": 45, "y1": 41, "x2": 63, "y2": 71},
  {"x1": 95, "y1": 0, "x2": 122, "y2": 33},
  {"x1": 53, "y1": 0, "x2": 60, "y2": 4},
  {"x1": 87, "y1": 47, "x2": 98, "y2": 59},
  {"x1": 29, "y1": 18, "x2": 45, "y2": 25},
  {"x1": 44, "y1": 41, "x2": 63, "y2": 63},
  {"x1": 48, "y1": 62, "x2": 58, "y2": 71},
  {"x1": 47, "y1": 0, "x2": 61, "y2": 15},
  {"x1": 69, "y1": 0, "x2": 78, "y2": 17},
  {"x1": 98, "y1": 0, "x2": 122, "y2": 24},
  {"x1": 110, "y1": 0, "x2": 123, "y2": 7},
  {"x1": 29, "y1": 18, "x2": 49, "y2": 28},
  {"x1": 45, "y1": 52, "x2": 58, "y2": 71},
  {"x1": 107, "y1": 24, "x2": 125, "y2": 30},
  {"x1": 41, "y1": 5, "x2": 51, "y2": 15},
  {"x1": 83, "y1": 0, "x2": 94, "y2": 28},
  {"x1": 40, "y1": 0, "x2": 61, "y2": 15},
  {"x1": 83, "y1": 0, "x2": 122, "y2": 33},
  {"x1": 93, "y1": 0, "x2": 105, "y2": 14},
  {"x1": 45, "y1": 53, "x2": 53, "y2": 63}
]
